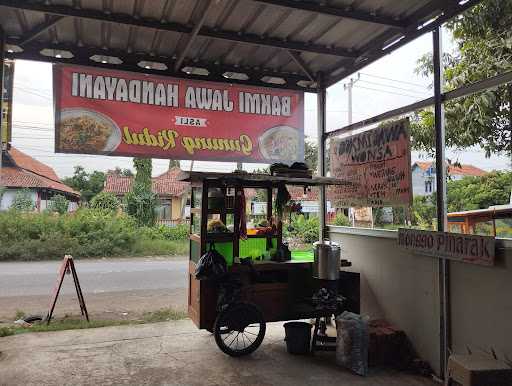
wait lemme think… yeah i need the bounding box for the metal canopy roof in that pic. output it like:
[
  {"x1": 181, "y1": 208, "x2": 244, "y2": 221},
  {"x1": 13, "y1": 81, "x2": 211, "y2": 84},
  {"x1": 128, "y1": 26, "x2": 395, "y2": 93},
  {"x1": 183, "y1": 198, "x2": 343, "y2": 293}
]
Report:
[{"x1": 0, "y1": 0, "x2": 480, "y2": 91}]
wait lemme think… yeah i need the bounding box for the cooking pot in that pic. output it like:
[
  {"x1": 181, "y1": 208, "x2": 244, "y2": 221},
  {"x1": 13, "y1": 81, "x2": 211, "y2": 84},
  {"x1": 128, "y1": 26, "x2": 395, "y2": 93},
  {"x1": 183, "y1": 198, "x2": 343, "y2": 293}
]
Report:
[{"x1": 313, "y1": 240, "x2": 341, "y2": 280}]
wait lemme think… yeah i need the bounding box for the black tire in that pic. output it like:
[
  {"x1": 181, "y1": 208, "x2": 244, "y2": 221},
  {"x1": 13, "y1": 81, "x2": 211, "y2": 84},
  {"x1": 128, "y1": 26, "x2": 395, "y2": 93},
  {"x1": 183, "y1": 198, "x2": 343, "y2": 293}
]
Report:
[{"x1": 214, "y1": 302, "x2": 266, "y2": 357}]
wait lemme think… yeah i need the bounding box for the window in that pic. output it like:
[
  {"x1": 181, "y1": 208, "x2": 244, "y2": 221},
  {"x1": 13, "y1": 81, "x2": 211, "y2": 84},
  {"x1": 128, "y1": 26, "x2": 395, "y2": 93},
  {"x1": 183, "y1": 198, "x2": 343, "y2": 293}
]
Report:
[
  {"x1": 425, "y1": 181, "x2": 432, "y2": 193},
  {"x1": 156, "y1": 200, "x2": 172, "y2": 220}
]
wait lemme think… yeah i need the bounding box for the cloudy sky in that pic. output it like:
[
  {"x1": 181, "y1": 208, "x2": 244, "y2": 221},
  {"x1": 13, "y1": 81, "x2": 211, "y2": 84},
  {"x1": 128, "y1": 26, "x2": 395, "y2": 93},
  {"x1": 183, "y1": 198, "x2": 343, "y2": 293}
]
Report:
[{"x1": 9, "y1": 29, "x2": 510, "y2": 178}]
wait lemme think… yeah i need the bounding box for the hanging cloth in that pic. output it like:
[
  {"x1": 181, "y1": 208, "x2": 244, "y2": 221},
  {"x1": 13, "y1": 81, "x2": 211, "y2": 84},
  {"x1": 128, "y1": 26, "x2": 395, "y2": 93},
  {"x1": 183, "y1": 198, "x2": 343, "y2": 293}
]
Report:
[{"x1": 236, "y1": 189, "x2": 247, "y2": 240}]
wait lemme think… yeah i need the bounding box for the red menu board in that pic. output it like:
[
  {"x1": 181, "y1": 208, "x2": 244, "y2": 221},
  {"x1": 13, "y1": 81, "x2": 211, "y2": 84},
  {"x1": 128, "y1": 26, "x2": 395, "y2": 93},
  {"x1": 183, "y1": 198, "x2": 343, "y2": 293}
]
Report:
[
  {"x1": 330, "y1": 118, "x2": 413, "y2": 207},
  {"x1": 53, "y1": 64, "x2": 304, "y2": 164}
]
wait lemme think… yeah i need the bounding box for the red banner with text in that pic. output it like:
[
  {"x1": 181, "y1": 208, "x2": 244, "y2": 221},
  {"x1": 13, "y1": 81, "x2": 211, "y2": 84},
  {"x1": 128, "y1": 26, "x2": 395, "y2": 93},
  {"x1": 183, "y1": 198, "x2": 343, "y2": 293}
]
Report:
[{"x1": 53, "y1": 64, "x2": 304, "y2": 163}]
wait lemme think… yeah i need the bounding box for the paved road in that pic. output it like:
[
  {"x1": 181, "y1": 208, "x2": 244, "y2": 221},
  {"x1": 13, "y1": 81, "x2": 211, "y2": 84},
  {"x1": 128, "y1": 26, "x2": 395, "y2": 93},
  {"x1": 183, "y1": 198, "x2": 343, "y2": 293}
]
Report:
[
  {"x1": 0, "y1": 257, "x2": 188, "y2": 297},
  {"x1": 0, "y1": 257, "x2": 189, "y2": 321}
]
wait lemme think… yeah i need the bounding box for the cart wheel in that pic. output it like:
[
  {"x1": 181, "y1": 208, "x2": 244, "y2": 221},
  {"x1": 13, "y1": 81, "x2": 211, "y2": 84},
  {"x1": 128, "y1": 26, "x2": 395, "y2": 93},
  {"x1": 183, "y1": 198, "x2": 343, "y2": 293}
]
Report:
[{"x1": 214, "y1": 302, "x2": 266, "y2": 357}]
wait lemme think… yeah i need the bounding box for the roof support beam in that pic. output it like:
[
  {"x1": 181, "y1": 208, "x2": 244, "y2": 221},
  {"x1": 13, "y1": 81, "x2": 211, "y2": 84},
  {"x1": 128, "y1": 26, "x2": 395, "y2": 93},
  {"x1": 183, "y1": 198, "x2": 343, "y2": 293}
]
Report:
[
  {"x1": 287, "y1": 50, "x2": 314, "y2": 82},
  {"x1": 6, "y1": 41, "x2": 315, "y2": 92},
  {"x1": 0, "y1": 0, "x2": 357, "y2": 58},
  {"x1": 174, "y1": 0, "x2": 214, "y2": 72},
  {"x1": 18, "y1": 15, "x2": 65, "y2": 46},
  {"x1": 252, "y1": 0, "x2": 406, "y2": 28},
  {"x1": 325, "y1": 0, "x2": 483, "y2": 87}
]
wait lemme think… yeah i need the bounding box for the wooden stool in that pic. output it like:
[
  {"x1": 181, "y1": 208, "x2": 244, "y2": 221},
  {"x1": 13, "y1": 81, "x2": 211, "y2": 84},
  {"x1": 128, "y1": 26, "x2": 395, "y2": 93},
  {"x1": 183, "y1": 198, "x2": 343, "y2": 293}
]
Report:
[{"x1": 445, "y1": 354, "x2": 512, "y2": 386}]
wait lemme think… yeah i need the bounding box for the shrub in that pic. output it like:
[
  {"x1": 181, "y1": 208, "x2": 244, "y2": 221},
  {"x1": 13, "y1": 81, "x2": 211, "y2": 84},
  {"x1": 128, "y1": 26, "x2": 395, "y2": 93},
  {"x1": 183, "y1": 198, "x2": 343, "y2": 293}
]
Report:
[
  {"x1": 333, "y1": 213, "x2": 350, "y2": 226},
  {"x1": 286, "y1": 214, "x2": 320, "y2": 244},
  {"x1": 48, "y1": 194, "x2": 69, "y2": 214},
  {"x1": 0, "y1": 209, "x2": 189, "y2": 261},
  {"x1": 125, "y1": 185, "x2": 158, "y2": 227},
  {"x1": 90, "y1": 192, "x2": 120, "y2": 212},
  {"x1": 11, "y1": 189, "x2": 34, "y2": 212}
]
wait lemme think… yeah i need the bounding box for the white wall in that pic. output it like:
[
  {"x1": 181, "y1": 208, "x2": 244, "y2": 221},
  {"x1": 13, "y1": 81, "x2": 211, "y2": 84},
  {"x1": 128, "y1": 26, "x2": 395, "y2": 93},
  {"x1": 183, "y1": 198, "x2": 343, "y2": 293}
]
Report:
[
  {"x1": 329, "y1": 226, "x2": 512, "y2": 376},
  {"x1": 0, "y1": 189, "x2": 37, "y2": 210}
]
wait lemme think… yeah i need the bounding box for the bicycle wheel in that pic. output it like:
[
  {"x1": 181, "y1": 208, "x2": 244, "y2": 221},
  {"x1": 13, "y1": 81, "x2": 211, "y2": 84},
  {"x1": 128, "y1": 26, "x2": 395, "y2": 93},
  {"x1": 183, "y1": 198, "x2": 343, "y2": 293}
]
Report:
[{"x1": 214, "y1": 302, "x2": 266, "y2": 357}]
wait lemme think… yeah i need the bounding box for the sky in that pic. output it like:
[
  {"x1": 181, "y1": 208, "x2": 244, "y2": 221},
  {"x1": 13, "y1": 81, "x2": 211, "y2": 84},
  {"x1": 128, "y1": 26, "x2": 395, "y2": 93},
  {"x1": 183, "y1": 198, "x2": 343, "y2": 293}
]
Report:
[{"x1": 8, "y1": 29, "x2": 511, "y2": 178}]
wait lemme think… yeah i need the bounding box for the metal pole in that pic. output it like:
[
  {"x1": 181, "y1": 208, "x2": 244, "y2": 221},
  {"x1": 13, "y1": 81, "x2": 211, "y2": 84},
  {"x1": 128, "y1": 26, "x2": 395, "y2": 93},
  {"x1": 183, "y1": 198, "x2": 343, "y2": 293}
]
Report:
[
  {"x1": 0, "y1": 26, "x2": 5, "y2": 190},
  {"x1": 433, "y1": 27, "x2": 450, "y2": 379},
  {"x1": 317, "y1": 74, "x2": 327, "y2": 241}
]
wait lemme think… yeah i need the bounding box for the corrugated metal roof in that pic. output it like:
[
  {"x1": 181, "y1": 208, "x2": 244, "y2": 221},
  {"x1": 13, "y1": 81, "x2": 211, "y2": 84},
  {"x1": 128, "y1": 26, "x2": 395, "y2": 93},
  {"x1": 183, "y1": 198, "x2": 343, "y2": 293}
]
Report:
[{"x1": 1, "y1": 0, "x2": 482, "y2": 90}]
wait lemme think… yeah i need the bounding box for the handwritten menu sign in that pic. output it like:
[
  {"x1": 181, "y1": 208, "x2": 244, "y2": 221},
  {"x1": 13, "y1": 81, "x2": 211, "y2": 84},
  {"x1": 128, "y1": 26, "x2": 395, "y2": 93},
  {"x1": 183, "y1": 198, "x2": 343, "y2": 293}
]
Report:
[
  {"x1": 329, "y1": 118, "x2": 412, "y2": 207},
  {"x1": 398, "y1": 228, "x2": 495, "y2": 266}
]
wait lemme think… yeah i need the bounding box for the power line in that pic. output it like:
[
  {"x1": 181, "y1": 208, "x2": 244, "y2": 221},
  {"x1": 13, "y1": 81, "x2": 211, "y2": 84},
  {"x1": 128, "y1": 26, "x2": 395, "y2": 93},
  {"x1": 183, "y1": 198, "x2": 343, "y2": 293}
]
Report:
[
  {"x1": 358, "y1": 79, "x2": 430, "y2": 96},
  {"x1": 359, "y1": 72, "x2": 430, "y2": 89},
  {"x1": 353, "y1": 85, "x2": 424, "y2": 99}
]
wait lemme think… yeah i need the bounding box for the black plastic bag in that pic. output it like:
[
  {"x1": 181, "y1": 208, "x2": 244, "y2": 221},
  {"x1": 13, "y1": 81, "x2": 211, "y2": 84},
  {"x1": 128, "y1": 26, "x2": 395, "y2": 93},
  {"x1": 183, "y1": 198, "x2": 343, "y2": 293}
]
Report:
[{"x1": 195, "y1": 244, "x2": 227, "y2": 280}]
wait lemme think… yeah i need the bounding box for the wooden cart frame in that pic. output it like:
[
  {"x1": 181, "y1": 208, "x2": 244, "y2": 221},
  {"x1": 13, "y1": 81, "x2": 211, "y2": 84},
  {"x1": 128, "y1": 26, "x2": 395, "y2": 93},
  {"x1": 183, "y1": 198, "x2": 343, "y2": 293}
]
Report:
[{"x1": 181, "y1": 171, "x2": 359, "y2": 355}]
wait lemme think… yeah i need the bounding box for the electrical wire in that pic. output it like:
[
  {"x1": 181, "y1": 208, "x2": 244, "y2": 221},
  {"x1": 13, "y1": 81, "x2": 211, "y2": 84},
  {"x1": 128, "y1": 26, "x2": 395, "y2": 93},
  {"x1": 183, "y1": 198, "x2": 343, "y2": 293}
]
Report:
[
  {"x1": 353, "y1": 85, "x2": 425, "y2": 99},
  {"x1": 359, "y1": 72, "x2": 430, "y2": 89}
]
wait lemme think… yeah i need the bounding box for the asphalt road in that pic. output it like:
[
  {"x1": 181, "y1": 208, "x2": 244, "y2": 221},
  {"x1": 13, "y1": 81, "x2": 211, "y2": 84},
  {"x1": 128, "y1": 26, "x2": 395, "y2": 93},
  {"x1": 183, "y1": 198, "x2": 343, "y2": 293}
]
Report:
[
  {"x1": 0, "y1": 257, "x2": 189, "y2": 320},
  {"x1": 0, "y1": 257, "x2": 188, "y2": 297}
]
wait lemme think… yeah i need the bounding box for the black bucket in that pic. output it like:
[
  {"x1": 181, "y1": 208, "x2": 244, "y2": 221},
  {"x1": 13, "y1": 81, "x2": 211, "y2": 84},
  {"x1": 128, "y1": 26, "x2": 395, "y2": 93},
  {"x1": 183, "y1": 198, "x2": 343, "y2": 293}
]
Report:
[{"x1": 284, "y1": 321, "x2": 312, "y2": 355}]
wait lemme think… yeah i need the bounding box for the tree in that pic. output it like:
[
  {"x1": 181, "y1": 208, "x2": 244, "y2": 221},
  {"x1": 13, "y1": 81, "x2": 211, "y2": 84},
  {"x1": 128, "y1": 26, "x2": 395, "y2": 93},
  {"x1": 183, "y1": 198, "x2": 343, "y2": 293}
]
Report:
[
  {"x1": 304, "y1": 140, "x2": 318, "y2": 172},
  {"x1": 48, "y1": 194, "x2": 69, "y2": 214},
  {"x1": 412, "y1": 0, "x2": 512, "y2": 156},
  {"x1": 446, "y1": 171, "x2": 512, "y2": 212},
  {"x1": 62, "y1": 166, "x2": 105, "y2": 202},
  {"x1": 90, "y1": 191, "x2": 120, "y2": 212},
  {"x1": 11, "y1": 189, "x2": 34, "y2": 212},
  {"x1": 112, "y1": 166, "x2": 134, "y2": 177},
  {"x1": 125, "y1": 157, "x2": 157, "y2": 226},
  {"x1": 168, "y1": 159, "x2": 180, "y2": 169}
]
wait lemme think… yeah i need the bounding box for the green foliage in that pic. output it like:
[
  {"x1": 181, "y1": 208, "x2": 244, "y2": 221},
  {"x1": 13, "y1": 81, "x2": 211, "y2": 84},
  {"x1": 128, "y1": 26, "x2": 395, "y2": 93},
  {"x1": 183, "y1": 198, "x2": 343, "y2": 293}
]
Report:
[
  {"x1": 90, "y1": 191, "x2": 120, "y2": 212},
  {"x1": 0, "y1": 209, "x2": 189, "y2": 261},
  {"x1": 62, "y1": 166, "x2": 105, "y2": 202},
  {"x1": 48, "y1": 194, "x2": 69, "y2": 214},
  {"x1": 411, "y1": 196, "x2": 437, "y2": 229},
  {"x1": 413, "y1": 0, "x2": 512, "y2": 156},
  {"x1": 112, "y1": 166, "x2": 134, "y2": 177},
  {"x1": 0, "y1": 186, "x2": 6, "y2": 206},
  {"x1": 138, "y1": 224, "x2": 189, "y2": 241},
  {"x1": 125, "y1": 185, "x2": 158, "y2": 226},
  {"x1": 11, "y1": 189, "x2": 34, "y2": 212},
  {"x1": 446, "y1": 171, "x2": 512, "y2": 212},
  {"x1": 286, "y1": 215, "x2": 320, "y2": 244},
  {"x1": 133, "y1": 158, "x2": 152, "y2": 189},
  {"x1": 304, "y1": 139, "x2": 318, "y2": 172},
  {"x1": 126, "y1": 158, "x2": 157, "y2": 226},
  {"x1": 333, "y1": 213, "x2": 350, "y2": 226}
]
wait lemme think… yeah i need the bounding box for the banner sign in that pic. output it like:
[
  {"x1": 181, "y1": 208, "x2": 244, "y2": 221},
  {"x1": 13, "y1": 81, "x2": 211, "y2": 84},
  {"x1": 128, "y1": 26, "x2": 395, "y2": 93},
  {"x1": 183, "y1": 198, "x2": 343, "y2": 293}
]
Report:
[
  {"x1": 1, "y1": 60, "x2": 14, "y2": 144},
  {"x1": 53, "y1": 64, "x2": 304, "y2": 164},
  {"x1": 329, "y1": 118, "x2": 412, "y2": 207},
  {"x1": 398, "y1": 228, "x2": 495, "y2": 266}
]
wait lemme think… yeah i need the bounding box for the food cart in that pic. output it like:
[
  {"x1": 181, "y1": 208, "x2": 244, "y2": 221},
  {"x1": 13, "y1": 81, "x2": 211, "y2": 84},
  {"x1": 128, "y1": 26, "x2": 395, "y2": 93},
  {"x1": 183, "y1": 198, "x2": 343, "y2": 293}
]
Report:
[{"x1": 180, "y1": 171, "x2": 359, "y2": 356}]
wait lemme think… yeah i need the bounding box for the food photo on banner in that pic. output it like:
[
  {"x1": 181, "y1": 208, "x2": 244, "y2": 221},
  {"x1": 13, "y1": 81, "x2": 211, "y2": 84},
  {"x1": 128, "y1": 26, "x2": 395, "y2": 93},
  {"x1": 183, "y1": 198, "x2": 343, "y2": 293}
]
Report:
[
  {"x1": 329, "y1": 118, "x2": 413, "y2": 208},
  {"x1": 53, "y1": 64, "x2": 304, "y2": 164}
]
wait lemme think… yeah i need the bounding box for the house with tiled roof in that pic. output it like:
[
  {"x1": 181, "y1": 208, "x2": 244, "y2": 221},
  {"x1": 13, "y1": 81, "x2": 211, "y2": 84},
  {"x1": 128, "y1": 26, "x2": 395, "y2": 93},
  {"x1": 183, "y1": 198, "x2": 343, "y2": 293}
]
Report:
[
  {"x1": 104, "y1": 167, "x2": 189, "y2": 224},
  {"x1": 0, "y1": 147, "x2": 80, "y2": 211},
  {"x1": 412, "y1": 161, "x2": 487, "y2": 196}
]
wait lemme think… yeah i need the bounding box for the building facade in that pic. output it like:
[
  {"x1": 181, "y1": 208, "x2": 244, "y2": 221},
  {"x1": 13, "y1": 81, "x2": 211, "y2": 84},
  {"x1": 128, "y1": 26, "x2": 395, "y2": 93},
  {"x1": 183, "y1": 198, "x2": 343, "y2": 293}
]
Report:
[
  {"x1": 103, "y1": 167, "x2": 189, "y2": 225},
  {"x1": 0, "y1": 147, "x2": 80, "y2": 211},
  {"x1": 411, "y1": 161, "x2": 487, "y2": 196}
]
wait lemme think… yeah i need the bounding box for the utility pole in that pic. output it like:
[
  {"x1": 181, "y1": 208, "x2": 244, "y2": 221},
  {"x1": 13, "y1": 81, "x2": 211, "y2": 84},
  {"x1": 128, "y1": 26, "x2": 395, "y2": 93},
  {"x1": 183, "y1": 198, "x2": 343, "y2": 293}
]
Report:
[
  {"x1": 343, "y1": 72, "x2": 360, "y2": 125},
  {"x1": 343, "y1": 73, "x2": 360, "y2": 226},
  {"x1": 0, "y1": 26, "x2": 5, "y2": 190}
]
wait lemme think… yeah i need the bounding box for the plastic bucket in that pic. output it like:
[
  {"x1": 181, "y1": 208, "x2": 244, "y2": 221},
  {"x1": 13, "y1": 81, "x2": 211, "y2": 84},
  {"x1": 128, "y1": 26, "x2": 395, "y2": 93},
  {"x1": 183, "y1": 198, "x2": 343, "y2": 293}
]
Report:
[{"x1": 284, "y1": 322, "x2": 312, "y2": 354}]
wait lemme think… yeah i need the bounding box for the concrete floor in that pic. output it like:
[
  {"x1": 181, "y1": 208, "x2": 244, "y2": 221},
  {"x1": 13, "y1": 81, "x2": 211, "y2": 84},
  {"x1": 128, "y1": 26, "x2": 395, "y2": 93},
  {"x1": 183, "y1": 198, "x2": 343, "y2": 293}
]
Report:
[{"x1": 0, "y1": 320, "x2": 437, "y2": 386}]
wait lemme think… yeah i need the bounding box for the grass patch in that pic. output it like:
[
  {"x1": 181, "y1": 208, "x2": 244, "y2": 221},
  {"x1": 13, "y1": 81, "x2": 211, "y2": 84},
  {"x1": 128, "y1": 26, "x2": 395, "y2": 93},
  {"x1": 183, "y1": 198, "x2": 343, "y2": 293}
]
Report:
[
  {"x1": 0, "y1": 308, "x2": 187, "y2": 337},
  {"x1": 129, "y1": 239, "x2": 189, "y2": 256},
  {"x1": 143, "y1": 308, "x2": 188, "y2": 323}
]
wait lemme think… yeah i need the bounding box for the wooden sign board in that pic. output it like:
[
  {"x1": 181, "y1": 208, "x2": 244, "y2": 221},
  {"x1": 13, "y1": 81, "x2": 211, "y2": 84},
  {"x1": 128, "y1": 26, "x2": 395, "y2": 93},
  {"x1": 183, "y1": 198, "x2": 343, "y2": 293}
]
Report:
[
  {"x1": 398, "y1": 228, "x2": 495, "y2": 266},
  {"x1": 46, "y1": 255, "x2": 89, "y2": 324},
  {"x1": 329, "y1": 118, "x2": 413, "y2": 207}
]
